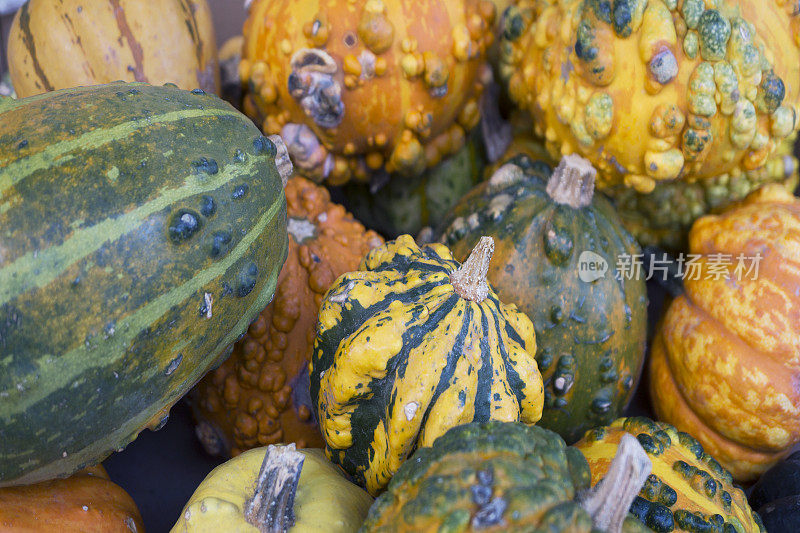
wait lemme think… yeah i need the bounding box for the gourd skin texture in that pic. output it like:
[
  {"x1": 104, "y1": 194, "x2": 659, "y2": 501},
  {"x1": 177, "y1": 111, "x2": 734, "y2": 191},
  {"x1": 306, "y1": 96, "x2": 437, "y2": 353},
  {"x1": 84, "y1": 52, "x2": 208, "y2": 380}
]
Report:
[
  {"x1": 649, "y1": 185, "x2": 800, "y2": 482},
  {"x1": 439, "y1": 158, "x2": 647, "y2": 443},
  {"x1": 0, "y1": 83, "x2": 288, "y2": 486},
  {"x1": 172, "y1": 447, "x2": 373, "y2": 533},
  {"x1": 362, "y1": 421, "x2": 646, "y2": 532},
  {"x1": 500, "y1": 0, "x2": 800, "y2": 195},
  {"x1": 577, "y1": 418, "x2": 764, "y2": 533},
  {"x1": 0, "y1": 465, "x2": 144, "y2": 532},
  {"x1": 341, "y1": 131, "x2": 486, "y2": 238},
  {"x1": 192, "y1": 176, "x2": 383, "y2": 456},
  {"x1": 241, "y1": 0, "x2": 495, "y2": 185},
  {"x1": 8, "y1": 0, "x2": 219, "y2": 98},
  {"x1": 310, "y1": 235, "x2": 544, "y2": 495}
]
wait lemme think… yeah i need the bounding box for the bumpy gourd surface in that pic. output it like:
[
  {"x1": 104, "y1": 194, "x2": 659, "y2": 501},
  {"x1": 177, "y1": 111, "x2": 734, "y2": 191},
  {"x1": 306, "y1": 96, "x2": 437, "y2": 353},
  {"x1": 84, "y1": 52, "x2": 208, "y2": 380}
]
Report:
[
  {"x1": 241, "y1": 0, "x2": 495, "y2": 184},
  {"x1": 577, "y1": 418, "x2": 765, "y2": 533},
  {"x1": 500, "y1": 0, "x2": 800, "y2": 194},
  {"x1": 193, "y1": 176, "x2": 383, "y2": 456},
  {"x1": 310, "y1": 235, "x2": 544, "y2": 494},
  {"x1": 650, "y1": 185, "x2": 800, "y2": 482},
  {"x1": 439, "y1": 157, "x2": 647, "y2": 443},
  {"x1": 172, "y1": 447, "x2": 373, "y2": 533},
  {"x1": 361, "y1": 421, "x2": 602, "y2": 531},
  {"x1": 342, "y1": 131, "x2": 486, "y2": 238},
  {"x1": 0, "y1": 83, "x2": 287, "y2": 486},
  {"x1": 8, "y1": 0, "x2": 219, "y2": 98}
]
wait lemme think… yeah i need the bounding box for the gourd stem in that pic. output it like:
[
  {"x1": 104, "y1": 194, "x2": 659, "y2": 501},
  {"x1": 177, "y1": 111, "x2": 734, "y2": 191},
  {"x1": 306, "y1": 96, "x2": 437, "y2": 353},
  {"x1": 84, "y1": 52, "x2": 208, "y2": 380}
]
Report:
[
  {"x1": 451, "y1": 236, "x2": 494, "y2": 302},
  {"x1": 546, "y1": 154, "x2": 597, "y2": 208},
  {"x1": 244, "y1": 444, "x2": 305, "y2": 533},
  {"x1": 579, "y1": 433, "x2": 651, "y2": 533},
  {"x1": 268, "y1": 134, "x2": 294, "y2": 187}
]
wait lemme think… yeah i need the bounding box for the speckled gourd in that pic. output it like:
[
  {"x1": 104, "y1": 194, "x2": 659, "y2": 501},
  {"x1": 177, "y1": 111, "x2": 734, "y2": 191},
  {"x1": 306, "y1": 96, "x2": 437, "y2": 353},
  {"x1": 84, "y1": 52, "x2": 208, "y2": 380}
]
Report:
[
  {"x1": 191, "y1": 176, "x2": 383, "y2": 456},
  {"x1": 8, "y1": 0, "x2": 219, "y2": 98},
  {"x1": 439, "y1": 155, "x2": 647, "y2": 444},
  {"x1": 499, "y1": 0, "x2": 800, "y2": 196},
  {"x1": 650, "y1": 184, "x2": 800, "y2": 482},
  {"x1": 310, "y1": 235, "x2": 545, "y2": 495},
  {"x1": 361, "y1": 421, "x2": 652, "y2": 533},
  {"x1": 577, "y1": 418, "x2": 765, "y2": 533},
  {"x1": 241, "y1": 0, "x2": 496, "y2": 185}
]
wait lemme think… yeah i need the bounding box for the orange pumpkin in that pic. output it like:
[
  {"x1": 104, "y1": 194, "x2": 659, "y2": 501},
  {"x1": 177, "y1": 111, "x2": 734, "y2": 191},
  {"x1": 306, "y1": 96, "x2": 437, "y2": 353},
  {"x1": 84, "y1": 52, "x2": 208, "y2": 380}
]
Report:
[
  {"x1": 240, "y1": 0, "x2": 496, "y2": 185},
  {"x1": 0, "y1": 465, "x2": 144, "y2": 532},
  {"x1": 191, "y1": 176, "x2": 383, "y2": 456},
  {"x1": 650, "y1": 184, "x2": 800, "y2": 482},
  {"x1": 8, "y1": 0, "x2": 219, "y2": 98}
]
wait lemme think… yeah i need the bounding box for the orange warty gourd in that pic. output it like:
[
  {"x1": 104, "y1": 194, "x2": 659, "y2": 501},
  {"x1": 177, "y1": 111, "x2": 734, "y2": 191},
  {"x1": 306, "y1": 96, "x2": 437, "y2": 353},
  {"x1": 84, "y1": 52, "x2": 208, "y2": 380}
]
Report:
[
  {"x1": 650, "y1": 184, "x2": 800, "y2": 482},
  {"x1": 8, "y1": 0, "x2": 219, "y2": 98},
  {"x1": 192, "y1": 176, "x2": 383, "y2": 456},
  {"x1": 499, "y1": 0, "x2": 800, "y2": 195},
  {"x1": 0, "y1": 465, "x2": 144, "y2": 532},
  {"x1": 240, "y1": 0, "x2": 496, "y2": 185}
]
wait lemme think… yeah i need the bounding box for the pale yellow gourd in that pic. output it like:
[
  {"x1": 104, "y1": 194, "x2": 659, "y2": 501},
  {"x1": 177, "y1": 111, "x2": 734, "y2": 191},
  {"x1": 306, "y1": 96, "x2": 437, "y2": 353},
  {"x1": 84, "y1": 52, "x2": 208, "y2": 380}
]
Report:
[{"x1": 172, "y1": 445, "x2": 372, "y2": 533}]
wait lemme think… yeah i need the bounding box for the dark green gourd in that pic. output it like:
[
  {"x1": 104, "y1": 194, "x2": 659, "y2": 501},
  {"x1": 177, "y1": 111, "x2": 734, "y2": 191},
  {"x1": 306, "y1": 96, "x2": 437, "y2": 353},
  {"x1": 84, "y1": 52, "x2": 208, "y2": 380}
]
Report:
[{"x1": 438, "y1": 154, "x2": 647, "y2": 443}]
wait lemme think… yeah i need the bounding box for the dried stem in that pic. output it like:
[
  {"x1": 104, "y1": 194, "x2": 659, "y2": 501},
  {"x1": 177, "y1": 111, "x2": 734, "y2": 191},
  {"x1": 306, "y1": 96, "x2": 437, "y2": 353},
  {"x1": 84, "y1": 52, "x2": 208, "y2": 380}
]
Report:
[
  {"x1": 579, "y1": 433, "x2": 651, "y2": 533},
  {"x1": 244, "y1": 444, "x2": 305, "y2": 533},
  {"x1": 546, "y1": 154, "x2": 597, "y2": 208},
  {"x1": 451, "y1": 236, "x2": 495, "y2": 302}
]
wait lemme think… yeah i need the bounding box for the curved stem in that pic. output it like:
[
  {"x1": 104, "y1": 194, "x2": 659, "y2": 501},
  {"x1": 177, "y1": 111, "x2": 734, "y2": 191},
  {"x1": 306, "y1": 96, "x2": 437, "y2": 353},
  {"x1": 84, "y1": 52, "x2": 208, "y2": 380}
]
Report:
[
  {"x1": 579, "y1": 433, "x2": 651, "y2": 533},
  {"x1": 546, "y1": 154, "x2": 597, "y2": 208},
  {"x1": 451, "y1": 236, "x2": 494, "y2": 302},
  {"x1": 244, "y1": 444, "x2": 305, "y2": 533}
]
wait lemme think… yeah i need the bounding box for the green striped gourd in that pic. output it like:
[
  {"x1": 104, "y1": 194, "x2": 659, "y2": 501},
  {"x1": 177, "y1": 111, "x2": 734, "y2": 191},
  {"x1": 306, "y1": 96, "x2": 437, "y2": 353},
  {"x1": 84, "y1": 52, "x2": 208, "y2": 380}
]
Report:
[{"x1": 0, "y1": 82, "x2": 290, "y2": 486}]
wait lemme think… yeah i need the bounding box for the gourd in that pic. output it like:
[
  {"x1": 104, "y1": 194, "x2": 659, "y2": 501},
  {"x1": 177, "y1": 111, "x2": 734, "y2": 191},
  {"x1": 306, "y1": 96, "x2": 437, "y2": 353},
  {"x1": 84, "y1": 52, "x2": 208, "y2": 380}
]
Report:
[
  {"x1": 439, "y1": 155, "x2": 647, "y2": 443},
  {"x1": 192, "y1": 176, "x2": 383, "y2": 456},
  {"x1": 498, "y1": 0, "x2": 800, "y2": 196},
  {"x1": 362, "y1": 421, "x2": 652, "y2": 532},
  {"x1": 240, "y1": 0, "x2": 496, "y2": 185},
  {"x1": 748, "y1": 452, "x2": 800, "y2": 532},
  {"x1": 649, "y1": 184, "x2": 800, "y2": 482},
  {"x1": 576, "y1": 418, "x2": 765, "y2": 533},
  {"x1": 0, "y1": 465, "x2": 144, "y2": 532},
  {"x1": 0, "y1": 82, "x2": 291, "y2": 486},
  {"x1": 310, "y1": 235, "x2": 545, "y2": 495},
  {"x1": 7, "y1": 0, "x2": 219, "y2": 98},
  {"x1": 340, "y1": 130, "x2": 486, "y2": 238},
  {"x1": 172, "y1": 444, "x2": 373, "y2": 533},
  {"x1": 609, "y1": 140, "x2": 799, "y2": 250}
]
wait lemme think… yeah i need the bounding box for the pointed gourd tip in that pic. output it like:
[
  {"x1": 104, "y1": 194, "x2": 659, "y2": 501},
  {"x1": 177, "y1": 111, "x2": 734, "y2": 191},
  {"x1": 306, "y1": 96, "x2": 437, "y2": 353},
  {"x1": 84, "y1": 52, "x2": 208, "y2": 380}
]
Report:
[
  {"x1": 245, "y1": 443, "x2": 305, "y2": 533},
  {"x1": 268, "y1": 134, "x2": 294, "y2": 188},
  {"x1": 579, "y1": 432, "x2": 651, "y2": 533},
  {"x1": 451, "y1": 236, "x2": 495, "y2": 302},
  {"x1": 546, "y1": 154, "x2": 597, "y2": 208}
]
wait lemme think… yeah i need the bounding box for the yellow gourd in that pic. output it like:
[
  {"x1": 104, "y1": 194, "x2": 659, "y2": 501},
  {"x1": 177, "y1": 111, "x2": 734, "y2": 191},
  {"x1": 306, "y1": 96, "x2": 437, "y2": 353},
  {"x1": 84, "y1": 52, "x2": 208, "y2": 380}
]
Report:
[{"x1": 172, "y1": 445, "x2": 372, "y2": 533}]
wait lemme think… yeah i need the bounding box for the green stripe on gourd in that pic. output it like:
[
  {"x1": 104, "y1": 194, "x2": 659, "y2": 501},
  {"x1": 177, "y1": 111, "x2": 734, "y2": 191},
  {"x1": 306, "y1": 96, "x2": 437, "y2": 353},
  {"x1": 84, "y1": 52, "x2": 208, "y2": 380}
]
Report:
[{"x1": 0, "y1": 82, "x2": 290, "y2": 486}]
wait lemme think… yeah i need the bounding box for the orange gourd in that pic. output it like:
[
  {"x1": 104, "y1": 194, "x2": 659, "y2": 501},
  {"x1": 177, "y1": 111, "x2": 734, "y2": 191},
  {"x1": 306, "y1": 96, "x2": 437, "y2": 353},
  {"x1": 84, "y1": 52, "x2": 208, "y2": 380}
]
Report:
[
  {"x1": 191, "y1": 176, "x2": 383, "y2": 456},
  {"x1": 0, "y1": 465, "x2": 144, "y2": 532},
  {"x1": 650, "y1": 184, "x2": 800, "y2": 482}
]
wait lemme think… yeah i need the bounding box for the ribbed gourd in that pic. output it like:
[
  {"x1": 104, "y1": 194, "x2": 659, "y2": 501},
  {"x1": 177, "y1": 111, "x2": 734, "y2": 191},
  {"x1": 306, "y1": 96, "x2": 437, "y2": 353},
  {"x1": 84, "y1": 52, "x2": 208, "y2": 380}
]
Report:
[
  {"x1": 240, "y1": 0, "x2": 496, "y2": 185},
  {"x1": 439, "y1": 155, "x2": 647, "y2": 443},
  {"x1": 340, "y1": 130, "x2": 486, "y2": 238},
  {"x1": 498, "y1": 0, "x2": 800, "y2": 196},
  {"x1": 173, "y1": 444, "x2": 373, "y2": 533},
  {"x1": 0, "y1": 83, "x2": 290, "y2": 486},
  {"x1": 191, "y1": 176, "x2": 383, "y2": 456},
  {"x1": 8, "y1": 0, "x2": 219, "y2": 98},
  {"x1": 650, "y1": 184, "x2": 800, "y2": 482},
  {"x1": 310, "y1": 235, "x2": 545, "y2": 495},
  {"x1": 361, "y1": 421, "x2": 652, "y2": 533},
  {"x1": 576, "y1": 418, "x2": 765, "y2": 533}
]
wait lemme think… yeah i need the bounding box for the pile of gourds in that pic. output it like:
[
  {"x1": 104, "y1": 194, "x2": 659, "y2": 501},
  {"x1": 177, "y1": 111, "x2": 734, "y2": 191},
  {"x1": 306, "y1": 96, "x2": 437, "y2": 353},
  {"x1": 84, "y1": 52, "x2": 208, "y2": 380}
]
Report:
[{"x1": 1, "y1": 0, "x2": 799, "y2": 532}]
